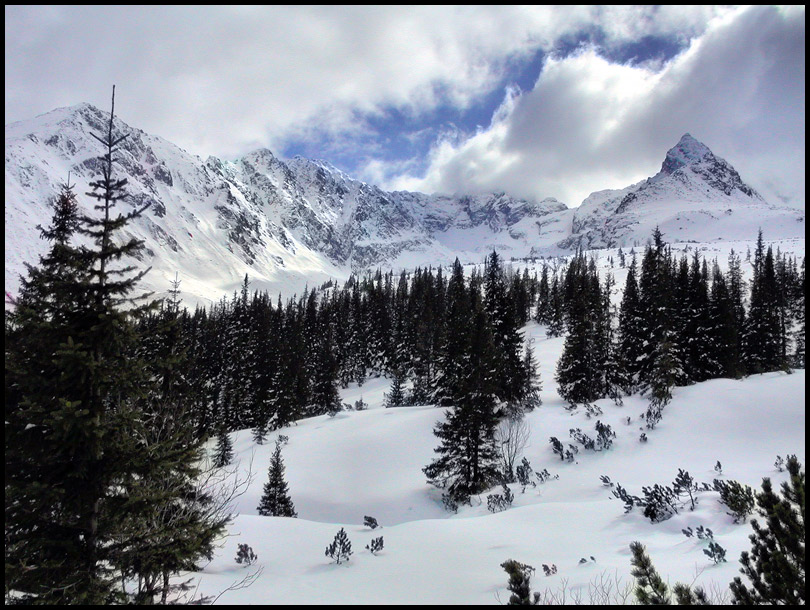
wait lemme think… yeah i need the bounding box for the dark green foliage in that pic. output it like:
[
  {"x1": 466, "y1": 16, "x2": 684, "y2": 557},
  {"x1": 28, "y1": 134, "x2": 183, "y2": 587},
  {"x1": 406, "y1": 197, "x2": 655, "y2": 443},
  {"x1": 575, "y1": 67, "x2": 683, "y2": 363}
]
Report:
[
  {"x1": 516, "y1": 457, "x2": 536, "y2": 491},
  {"x1": 5, "y1": 88, "x2": 227, "y2": 605},
  {"x1": 500, "y1": 559, "x2": 540, "y2": 605},
  {"x1": 673, "y1": 468, "x2": 699, "y2": 511},
  {"x1": 673, "y1": 583, "x2": 711, "y2": 605},
  {"x1": 214, "y1": 430, "x2": 234, "y2": 468},
  {"x1": 730, "y1": 455, "x2": 805, "y2": 605},
  {"x1": 365, "y1": 536, "x2": 384, "y2": 555},
  {"x1": 384, "y1": 370, "x2": 407, "y2": 408},
  {"x1": 235, "y1": 543, "x2": 257, "y2": 566},
  {"x1": 363, "y1": 515, "x2": 379, "y2": 529},
  {"x1": 714, "y1": 479, "x2": 756, "y2": 523},
  {"x1": 325, "y1": 528, "x2": 353, "y2": 564},
  {"x1": 257, "y1": 441, "x2": 297, "y2": 517},
  {"x1": 703, "y1": 541, "x2": 727, "y2": 564},
  {"x1": 555, "y1": 252, "x2": 616, "y2": 406},
  {"x1": 423, "y1": 261, "x2": 501, "y2": 506},
  {"x1": 487, "y1": 484, "x2": 514, "y2": 513},
  {"x1": 642, "y1": 484, "x2": 679, "y2": 523},
  {"x1": 549, "y1": 437, "x2": 565, "y2": 460},
  {"x1": 629, "y1": 541, "x2": 671, "y2": 604}
]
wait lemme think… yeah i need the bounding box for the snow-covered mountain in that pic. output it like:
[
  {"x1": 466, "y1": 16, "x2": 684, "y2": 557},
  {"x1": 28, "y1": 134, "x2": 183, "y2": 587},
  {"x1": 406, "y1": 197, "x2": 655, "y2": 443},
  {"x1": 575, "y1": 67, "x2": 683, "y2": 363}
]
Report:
[
  {"x1": 5, "y1": 105, "x2": 803, "y2": 306},
  {"x1": 558, "y1": 133, "x2": 804, "y2": 250}
]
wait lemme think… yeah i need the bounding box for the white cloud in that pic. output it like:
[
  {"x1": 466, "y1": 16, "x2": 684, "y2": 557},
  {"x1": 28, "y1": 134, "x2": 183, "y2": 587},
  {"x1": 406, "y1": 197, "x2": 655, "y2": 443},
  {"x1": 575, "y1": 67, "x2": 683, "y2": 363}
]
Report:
[
  {"x1": 5, "y1": 6, "x2": 802, "y2": 207},
  {"x1": 388, "y1": 5, "x2": 804, "y2": 208}
]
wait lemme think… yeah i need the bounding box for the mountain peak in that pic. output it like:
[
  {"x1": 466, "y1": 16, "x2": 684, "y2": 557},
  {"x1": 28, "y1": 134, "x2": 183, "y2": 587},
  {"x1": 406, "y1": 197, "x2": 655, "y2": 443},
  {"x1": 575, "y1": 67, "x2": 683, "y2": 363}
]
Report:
[{"x1": 660, "y1": 133, "x2": 714, "y2": 175}]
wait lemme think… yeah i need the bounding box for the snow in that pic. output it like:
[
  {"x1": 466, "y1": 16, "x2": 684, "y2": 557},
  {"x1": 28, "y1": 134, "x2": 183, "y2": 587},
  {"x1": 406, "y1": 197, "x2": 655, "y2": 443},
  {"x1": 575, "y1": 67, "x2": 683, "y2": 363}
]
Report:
[
  {"x1": 188, "y1": 323, "x2": 805, "y2": 604},
  {"x1": 7, "y1": 106, "x2": 803, "y2": 309}
]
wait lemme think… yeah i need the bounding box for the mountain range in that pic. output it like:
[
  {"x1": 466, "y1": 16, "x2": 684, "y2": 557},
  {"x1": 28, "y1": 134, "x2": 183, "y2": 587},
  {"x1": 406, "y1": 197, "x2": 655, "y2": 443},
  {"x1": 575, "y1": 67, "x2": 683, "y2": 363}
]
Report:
[{"x1": 5, "y1": 104, "x2": 804, "y2": 305}]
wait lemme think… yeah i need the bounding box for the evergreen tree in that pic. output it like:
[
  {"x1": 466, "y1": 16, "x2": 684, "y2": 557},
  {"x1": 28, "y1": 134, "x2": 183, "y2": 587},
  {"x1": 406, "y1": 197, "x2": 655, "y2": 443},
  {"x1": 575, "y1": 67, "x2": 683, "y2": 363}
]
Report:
[
  {"x1": 484, "y1": 250, "x2": 526, "y2": 409},
  {"x1": 424, "y1": 279, "x2": 501, "y2": 505},
  {"x1": 214, "y1": 429, "x2": 234, "y2": 468},
  {"x1": 744, "y1": 233, "x2": 784, "y2": 373},
  {"x1": 325, "y1": 528, "x2": 353, "y2": 564},
  {"x1": 545, "y1": 273, "x2": 565, "y2": 338},
  {"x1": 257, "y1": 441, "x2": 297, "y2": 517},
  {"x1": 6, "y1": 87, "x2": 228, "y2": 604},
  {"x1": 534, "y1": 264, "x2": 551, "y2": 325},
  {"x1": 629, "y1": 541, "x2": 671, "y2": 604},
  {"x1": 500, "y1": 559, "x2": 539, "y2": 605},
  {"x1": 729, "y1": 455, "x2": 805, "y2": 605}
]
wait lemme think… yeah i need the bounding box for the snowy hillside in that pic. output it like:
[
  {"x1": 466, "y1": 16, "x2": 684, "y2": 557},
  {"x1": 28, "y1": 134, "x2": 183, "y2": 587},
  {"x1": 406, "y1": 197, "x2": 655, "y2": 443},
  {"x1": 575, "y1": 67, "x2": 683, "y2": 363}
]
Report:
[
  {"x1": 6, "y1": 106, "x2": 803, "y2": 307},
  {"x1": 190, "y1": 322, "x2": 805, "y2": 604}
]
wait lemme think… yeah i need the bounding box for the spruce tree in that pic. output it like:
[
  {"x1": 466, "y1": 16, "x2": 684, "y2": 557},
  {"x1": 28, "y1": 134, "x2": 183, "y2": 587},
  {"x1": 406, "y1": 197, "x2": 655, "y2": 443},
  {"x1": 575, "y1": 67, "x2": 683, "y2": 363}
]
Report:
[
  {"x1": 424, "y1": 278, "x2": 501, "y2": 505},
  {"x1": 6, "y1": 87, "x2": 228, "y2": 604},
  {"x1": 214, "y1": 429, "x2": 234, "y2": 467},
  {"x1": 257, "y1": 442, "x2": 298, "y2": 518}
]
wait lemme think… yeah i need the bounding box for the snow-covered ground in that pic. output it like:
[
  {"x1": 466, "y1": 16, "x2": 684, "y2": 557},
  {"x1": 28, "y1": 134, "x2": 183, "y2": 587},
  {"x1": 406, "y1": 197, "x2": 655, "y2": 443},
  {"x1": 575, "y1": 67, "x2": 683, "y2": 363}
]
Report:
[{"x1": 190, "y1": 321, "x2": 805, "y2": 604}]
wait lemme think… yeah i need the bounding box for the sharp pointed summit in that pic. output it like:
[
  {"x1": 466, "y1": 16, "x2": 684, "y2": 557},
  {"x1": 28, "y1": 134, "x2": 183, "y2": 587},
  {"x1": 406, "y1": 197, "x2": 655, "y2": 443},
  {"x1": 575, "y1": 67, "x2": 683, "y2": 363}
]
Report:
[
  {"x1": 660, "y1": 133, "x2": 713, "y2": 175},
  {"x1": 558, "y1": 133, "x2": 802, "y2": 251}
]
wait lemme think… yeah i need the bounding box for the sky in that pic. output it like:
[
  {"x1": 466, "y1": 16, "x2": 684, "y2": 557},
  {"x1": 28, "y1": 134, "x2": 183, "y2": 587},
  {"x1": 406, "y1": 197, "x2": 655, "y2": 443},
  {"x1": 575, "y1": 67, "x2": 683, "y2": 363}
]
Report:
[{"x1": 4, "y1": 6, "x2": 805, "y2": 209}]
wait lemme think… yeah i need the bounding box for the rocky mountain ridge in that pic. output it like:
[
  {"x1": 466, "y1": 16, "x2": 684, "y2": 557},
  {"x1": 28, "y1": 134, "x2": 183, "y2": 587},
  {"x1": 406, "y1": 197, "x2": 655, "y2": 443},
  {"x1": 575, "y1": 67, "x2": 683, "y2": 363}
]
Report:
[{"x1": 5, "y1": 105, "x2": 803, "y2": 305}]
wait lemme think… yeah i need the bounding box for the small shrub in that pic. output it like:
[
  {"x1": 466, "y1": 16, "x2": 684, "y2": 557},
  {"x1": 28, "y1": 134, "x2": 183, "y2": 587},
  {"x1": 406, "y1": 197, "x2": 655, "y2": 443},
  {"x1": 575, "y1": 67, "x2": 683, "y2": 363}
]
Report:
[
  {"x1": 673, "y1": 468, "x2": 698, "y2": 510},
  {"x1": 363, "y1": 515, "x2": 379, "y2": 529},
  {"x1": 501, "y1": 559, "x2": 540, "y2": 605},
  {"x1": 600, "y1": 475, "x2": 614, "y2": 487},
  {"x1": 365, "y1": 536, "x2": 384, "y2": 555},
  {"x1": 549, "y1": 437, "x2": 565, "y2": 460},
  {"x1": 639, "y1": 432, "x2": 648, "y2": 442},
  {"x1": 235, "y1": 543, "x2": 257, "y2": 566},
  {"x1": 325, "y1": 527, "x2": 353, "y2": 564},
  {"x1": 695, "y1": 525, "x2": 713, "y2": 540},
  {"x1": 516, "y1": 457, "x2": 536, "y2": 492},
  {"x1": 441, "y1": 492, "x2": 459, "y2": 513},
  {"x1": 612, "y1": 483, "x2": 644, "y2": 514},
  {"x1": 714, "y1": 479, "x2": 755, "y2": 523},
  {"x1": 570, "y1": 428, "x2": 595, "y2": 451},
  {"x1": 487, "y1": 484, "x2": 514, "y2": 513},
  {"x1": 535, "y1": 468, "x2": 557, "y2": 484},
  {"x1": 594, "y1": 421, "x2": 616, "y2": 450},
  {"x1": 354, "y1": 398, "x2": 367, "y2": 411},
  {"x1": 703, "y1": 541, "x2": 727, "y2": 564},
  {"x1": 641, "y1": 484, "x2": 679, "y2": 523},
  {"x1": 541, "y1": 564, "x2": 557, "y2": 576}
]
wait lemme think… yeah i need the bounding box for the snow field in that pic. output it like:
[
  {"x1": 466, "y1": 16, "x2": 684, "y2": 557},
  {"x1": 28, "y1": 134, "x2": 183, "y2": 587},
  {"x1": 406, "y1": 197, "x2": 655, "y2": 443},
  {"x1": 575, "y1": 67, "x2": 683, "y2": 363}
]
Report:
[{"x1": 192, "y1": 322, "x2": 805, "y2": 604}]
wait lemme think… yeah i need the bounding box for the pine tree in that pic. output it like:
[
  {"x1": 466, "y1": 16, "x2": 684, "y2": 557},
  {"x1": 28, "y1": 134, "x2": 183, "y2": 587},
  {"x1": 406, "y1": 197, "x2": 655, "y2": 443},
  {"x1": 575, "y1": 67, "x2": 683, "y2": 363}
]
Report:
[
  {"x1": 325, "y1": 528, "x2": 353, "y2": 564},
  {"x1": 257, "y1": 442, "x2": 297, "y2": 517},
  {"x1": 6, "y1": 87, "x2": 228, "y2": 604},
  {"x1": 629, "y1": 541, "x2": 671, "y2": 604},
  {"x1": 744, "y1": 233, "x2": 784, "y2": 373},
  {"x1": 729, "y1": 455, "x2": 805, "y2": 605},
  {"x1": 424, "y1": 278, "x2": 501, "y2": 505},
  {"x1": 500, "y1": 559, "x2": 539, "y2": 605},
  {"x1": 484, "y1": 250, "x2": 526, "y2": 408},
  {"x1": 214, "y1": 429, "x2": 234, "y2": 468}
]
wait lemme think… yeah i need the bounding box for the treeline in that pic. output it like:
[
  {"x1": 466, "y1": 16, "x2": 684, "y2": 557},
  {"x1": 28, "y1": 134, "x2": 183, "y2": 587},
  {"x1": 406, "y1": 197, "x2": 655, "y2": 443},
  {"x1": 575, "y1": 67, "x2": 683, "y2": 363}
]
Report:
[
  {"x1": 139, "y1": 251, "x2": 543, "y2": 444},
  {"x1": 552, "y1": 228, "x2": 805, "y2": 414}
]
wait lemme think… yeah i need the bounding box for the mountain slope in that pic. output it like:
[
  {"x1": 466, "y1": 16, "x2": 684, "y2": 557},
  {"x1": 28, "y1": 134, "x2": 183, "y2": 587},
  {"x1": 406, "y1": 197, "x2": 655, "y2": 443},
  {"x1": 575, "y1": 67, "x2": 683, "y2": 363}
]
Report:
[
  {"x1": 5, "y1": 104, "x2": 565, "y2": 305},
  {"x1": 5, "y1": 106, "x2": 803, "y2": 306}
]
